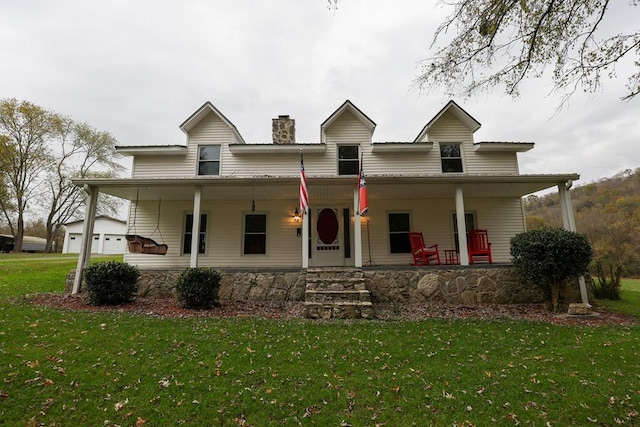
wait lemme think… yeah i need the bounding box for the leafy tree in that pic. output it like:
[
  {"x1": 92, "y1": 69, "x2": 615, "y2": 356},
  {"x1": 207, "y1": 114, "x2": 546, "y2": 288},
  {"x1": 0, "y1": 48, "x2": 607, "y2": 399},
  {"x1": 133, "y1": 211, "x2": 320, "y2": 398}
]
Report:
[
  {"x1": 42, "y1": 120, "x2": 124, "y2": 252},
  {"x1": 0, "y1": 98, "x2": 123, "y2": 252},
  {"x1": 510, "y1": 228, "x2": 593, "y2": 312},
  {"x1": 417, "y1": 1, "x2": 640, "y2": 104},
  {"x1": 0, "y1": 99, "x2": 56, "y2": 252}
]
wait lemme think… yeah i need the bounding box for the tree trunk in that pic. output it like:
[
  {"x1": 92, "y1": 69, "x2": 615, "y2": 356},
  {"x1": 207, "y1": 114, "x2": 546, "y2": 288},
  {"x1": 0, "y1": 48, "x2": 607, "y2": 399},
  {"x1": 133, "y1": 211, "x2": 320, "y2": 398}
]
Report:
[
  {"x1": 12, "y1": 212, "x2": 24, "y2": 253},
  {"x1": 550, "y1": 283, "x2": 560, "y2": 313}
]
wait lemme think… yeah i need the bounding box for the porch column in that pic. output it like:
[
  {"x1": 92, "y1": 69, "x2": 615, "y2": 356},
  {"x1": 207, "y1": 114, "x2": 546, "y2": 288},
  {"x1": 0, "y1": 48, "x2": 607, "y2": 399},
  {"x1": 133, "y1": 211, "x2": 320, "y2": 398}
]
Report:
[
  {"x1": 353, "y1": 189, "x2": 362, "y2": 268},
  {"x1": 558, "y1": 181, "x2": 590, "y2": 305},
  {"x1": 190, "y1": 186, "x2": 202, "y2": 268},
  {"x1": 455, "y1": 184, "x2": 470, "y2": 266},
  {"x1": 72, "y1": 185, "x2": 99, "y2": 294},
  {"x1": 301, "y1": 207, "x2": 309, "y2": 269}
]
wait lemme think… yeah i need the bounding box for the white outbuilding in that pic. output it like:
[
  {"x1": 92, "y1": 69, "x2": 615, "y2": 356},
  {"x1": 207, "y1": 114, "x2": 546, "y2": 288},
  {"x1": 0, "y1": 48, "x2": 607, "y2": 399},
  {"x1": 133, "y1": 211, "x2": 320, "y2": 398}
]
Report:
[{"x1": 62, "y1": 215, "x2": 127, "y2": 254}]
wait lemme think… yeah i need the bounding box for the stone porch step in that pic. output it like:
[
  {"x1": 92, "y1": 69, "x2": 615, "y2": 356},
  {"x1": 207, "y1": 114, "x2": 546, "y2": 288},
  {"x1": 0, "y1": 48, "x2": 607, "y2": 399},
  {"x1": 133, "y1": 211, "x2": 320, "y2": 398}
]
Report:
[
  {"x1": 304, "y1": 301, "x2": 375, "y2": 320},
  {"x1": 304, "y1": 289, "x2": 371, "y2": 303},
  {"x1": 303, "y1": 267, "x2": 373, "y2": 319}
]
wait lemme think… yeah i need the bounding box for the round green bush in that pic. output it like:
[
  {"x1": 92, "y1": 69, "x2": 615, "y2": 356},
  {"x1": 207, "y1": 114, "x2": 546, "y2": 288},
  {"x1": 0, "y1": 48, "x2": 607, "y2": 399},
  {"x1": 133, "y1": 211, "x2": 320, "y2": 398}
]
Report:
[
  {"x1": 510, "y1": 228, "x2": 593, "y2": 311},
  {"x1": 176, "y1": 267, "x2": 221, "y2": 309},
  {"x1": 85, "y1": 261, "x2": 140, "y2": 306}
]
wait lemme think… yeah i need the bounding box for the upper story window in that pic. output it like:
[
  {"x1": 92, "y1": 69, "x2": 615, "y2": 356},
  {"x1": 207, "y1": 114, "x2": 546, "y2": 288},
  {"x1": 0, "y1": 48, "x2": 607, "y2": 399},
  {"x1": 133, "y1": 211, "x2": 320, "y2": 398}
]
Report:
[
  {"x1": 338, "y1": 145, "x2": 359, "y2": 175},
  {"x1": 198, "y1": 145, "x2": 221, "y2": 175},
  {"x1": 440, "y1": 143, "x2": 463, "y2": 173}
]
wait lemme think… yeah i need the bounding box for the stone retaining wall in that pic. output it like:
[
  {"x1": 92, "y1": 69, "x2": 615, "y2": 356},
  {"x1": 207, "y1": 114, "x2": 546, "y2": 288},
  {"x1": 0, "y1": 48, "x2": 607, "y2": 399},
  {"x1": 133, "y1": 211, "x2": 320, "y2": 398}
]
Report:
[{"x1": 66, "y1": 266, "x2": 589, "y2": 305}]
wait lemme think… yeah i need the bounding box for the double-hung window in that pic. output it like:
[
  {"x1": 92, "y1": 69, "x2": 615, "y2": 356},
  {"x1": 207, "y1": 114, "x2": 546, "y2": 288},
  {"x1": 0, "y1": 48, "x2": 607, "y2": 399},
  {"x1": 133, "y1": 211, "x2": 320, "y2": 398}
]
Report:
[
  {"x1": 244, "y1": 213, "x2": 267, "y2": 254},
  {"x1": 183, "y1": 213, "x2": 207, "y2": 254},
  {"x1": 388, "y1": 212, "x2": 411, "y2": 254},
  {"x1": 198, "y1": 145, "x2": 221, "y2": 175},
  {"x1": 440, "y1": 143, "x2": 463, "y2": 173},
  {"x1": 337, "y1": 145, "x2": 359, "y2": 175}
]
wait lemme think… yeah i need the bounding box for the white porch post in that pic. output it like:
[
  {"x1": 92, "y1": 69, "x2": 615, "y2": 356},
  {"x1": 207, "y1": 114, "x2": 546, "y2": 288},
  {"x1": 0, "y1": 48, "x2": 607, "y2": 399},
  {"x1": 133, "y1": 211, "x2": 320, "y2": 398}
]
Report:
[
  {"x1": 455, "y1": 184, "x2": 470, "y2": 266},
  {"x1": 72, "y1": 185, "x2": 99, "y2": 294},
  {"x1": 190, "y1": 186, "x2": 202, "y2": 268},
  {"x1": 301, "y1": 207, "x2": 309, "y2": 269},
  {"x1": 354, "y1": 189, "x2": 363, "y2": 268},
  {"x1": 558, "y1": 181, "x2": 590, "y2": 305}
]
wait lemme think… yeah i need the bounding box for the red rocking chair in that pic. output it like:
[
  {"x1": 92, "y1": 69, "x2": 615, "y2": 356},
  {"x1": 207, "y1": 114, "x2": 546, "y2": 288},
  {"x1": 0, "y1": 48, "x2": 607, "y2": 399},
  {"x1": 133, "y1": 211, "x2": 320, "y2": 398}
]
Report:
[
  {"x1": 467, "y1": 229, "x2": 493, "y2": 264},
  {"x1": 408, "y1": 232, "x2": 441, "y2": 266}
]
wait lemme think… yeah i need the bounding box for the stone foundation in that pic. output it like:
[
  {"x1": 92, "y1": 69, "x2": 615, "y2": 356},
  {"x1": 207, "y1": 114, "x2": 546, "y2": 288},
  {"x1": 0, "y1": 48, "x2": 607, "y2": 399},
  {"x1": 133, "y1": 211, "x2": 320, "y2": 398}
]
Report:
[{"x1": 66, "y1": 266, "x2": 590, "y2": 305}]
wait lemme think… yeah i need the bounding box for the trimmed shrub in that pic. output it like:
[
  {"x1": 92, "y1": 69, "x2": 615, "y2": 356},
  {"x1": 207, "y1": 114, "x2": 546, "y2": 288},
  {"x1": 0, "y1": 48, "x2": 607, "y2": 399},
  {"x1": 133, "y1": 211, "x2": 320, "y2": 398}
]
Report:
[
  {"x1": 176, "y1": 267, "x2": 221, "y2": 309},
  {"x1": 510, "y1": 228, "x2": 593, "y2": 312},
  {"x1": 85, "y1": 261, "x2": 140, "y2": 306}
]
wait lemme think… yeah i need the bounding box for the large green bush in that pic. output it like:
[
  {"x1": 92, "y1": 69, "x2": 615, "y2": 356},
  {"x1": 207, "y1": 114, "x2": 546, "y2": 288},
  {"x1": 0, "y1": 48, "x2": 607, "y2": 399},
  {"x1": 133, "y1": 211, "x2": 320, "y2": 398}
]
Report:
[
  {"x1": 176, "y1": 267, "x2": 221, "y2": 309},
  {"x1": 510, "y1": 228, "x2": 593, "y2": 312},
  {"x1": 85, "y1": 261, "x2": 140, "y2": 305}
]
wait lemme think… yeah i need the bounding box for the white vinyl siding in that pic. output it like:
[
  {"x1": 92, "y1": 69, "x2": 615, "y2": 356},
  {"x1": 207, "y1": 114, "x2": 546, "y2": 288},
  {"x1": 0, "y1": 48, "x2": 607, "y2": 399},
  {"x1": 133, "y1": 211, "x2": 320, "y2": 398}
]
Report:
[
  {"x1": 359, "y1": 198, "x2": 524, "y2": 266},
  {"x1": 124, "y1": 200, "x2": 302, "y2": 268}
]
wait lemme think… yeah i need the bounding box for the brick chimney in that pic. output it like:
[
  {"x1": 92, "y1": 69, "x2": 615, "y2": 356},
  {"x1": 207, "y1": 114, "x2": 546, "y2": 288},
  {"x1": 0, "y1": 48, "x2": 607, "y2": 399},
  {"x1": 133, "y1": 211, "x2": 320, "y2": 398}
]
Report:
[{"x1": 272, "y1": 115, "x2": 295, "y2": 144}]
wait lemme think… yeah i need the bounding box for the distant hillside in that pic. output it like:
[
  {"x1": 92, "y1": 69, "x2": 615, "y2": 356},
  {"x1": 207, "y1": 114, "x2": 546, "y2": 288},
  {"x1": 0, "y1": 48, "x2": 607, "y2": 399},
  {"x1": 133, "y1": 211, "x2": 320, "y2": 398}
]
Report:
[{"x1": 524, "y1": 168, "x2": 640, "y2": 276}]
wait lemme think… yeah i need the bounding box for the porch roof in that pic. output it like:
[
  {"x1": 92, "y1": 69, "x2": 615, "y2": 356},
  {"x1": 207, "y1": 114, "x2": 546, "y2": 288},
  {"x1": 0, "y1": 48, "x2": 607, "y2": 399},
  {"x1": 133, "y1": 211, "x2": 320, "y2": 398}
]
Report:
[{"x1": 74, "y1": 173, "x2": 579, "y2": 202}]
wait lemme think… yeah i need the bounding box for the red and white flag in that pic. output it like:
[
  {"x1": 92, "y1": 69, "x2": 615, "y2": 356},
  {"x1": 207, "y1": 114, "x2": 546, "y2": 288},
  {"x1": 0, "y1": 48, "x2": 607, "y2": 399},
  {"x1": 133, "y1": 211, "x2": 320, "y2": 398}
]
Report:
[
  {"x1": 358, "y1": 158, "x2": 368, "y2": 216},
  {"x1": 300, "y1": 153, "x2": 309, "y2": 217}
]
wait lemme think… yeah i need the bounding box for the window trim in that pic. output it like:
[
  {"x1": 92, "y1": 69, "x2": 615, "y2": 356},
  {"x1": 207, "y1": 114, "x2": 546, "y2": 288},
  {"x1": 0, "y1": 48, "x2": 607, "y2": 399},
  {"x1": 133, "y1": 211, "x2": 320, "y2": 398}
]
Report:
[
  {"x1": 197, "y1": 144, "x2": 221, "y2": 176},
  {"x1": 337, "y1": 144, "x2": 360, "y2": 176},
  {"x1": 183, "y1": 212, "x2": 208, "y2": 255},
  {"x1": 387, "y1": 211, "x2": 412, "y2": 254},
  {"x1": 439, "y1": 142, "x2": 464, "y2": 173},
  {"x1": 243, "y1": 212, "x2": 268, "y2": 255}
]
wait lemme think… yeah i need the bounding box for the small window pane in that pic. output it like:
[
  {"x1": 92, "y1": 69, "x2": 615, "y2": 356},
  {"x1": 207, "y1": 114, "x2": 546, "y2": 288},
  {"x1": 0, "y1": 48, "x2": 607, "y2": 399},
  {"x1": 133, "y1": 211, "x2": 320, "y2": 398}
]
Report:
[
  {"x1": 390, "y1": 234, "x2": 411, "y2": 254},
  {"x1": 440, "y1": 144, "x2": 460, "y2": 157},
  {"x1": 388, "y1": 213, "x2": 410, "y2": 232},
  {"x1": 199, "y1": 145, "x2": 220, "y2": 160},
  {"x1": 198, "y1": 162, "x2": 219, "y2": 176},
  {"x1": 338, "y1": 146, "x2": 359, "y2": 159},
  {"x1": 245, "y1": 214, "x2": 266, "y2": 233},
  {"x1": 244, "y1": 234, "x2": 266, "y2": 254},
  {"x1": 442, "y1": 159, "x2": 463, "y2": 173}
]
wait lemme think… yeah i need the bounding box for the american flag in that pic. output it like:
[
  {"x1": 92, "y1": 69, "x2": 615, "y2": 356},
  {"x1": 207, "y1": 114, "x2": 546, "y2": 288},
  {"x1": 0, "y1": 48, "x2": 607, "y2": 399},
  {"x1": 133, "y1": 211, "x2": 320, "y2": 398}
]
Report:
[{"x1": 300, "y1": 153, "x2": 309, "y2": 217}]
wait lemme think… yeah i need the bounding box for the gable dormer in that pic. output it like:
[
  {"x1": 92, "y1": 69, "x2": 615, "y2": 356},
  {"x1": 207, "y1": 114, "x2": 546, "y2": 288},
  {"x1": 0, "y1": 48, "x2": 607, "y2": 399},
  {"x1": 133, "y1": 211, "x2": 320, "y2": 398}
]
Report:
[
  {"x1": 413, "y1": 100, "x2": 480, "y2": 143},
  {"x1": 321, "y1": 100, "x2": 376, "y2": 143},
  {"x1": 320, "y1": 100, "x2": 376, "y2": 176}
]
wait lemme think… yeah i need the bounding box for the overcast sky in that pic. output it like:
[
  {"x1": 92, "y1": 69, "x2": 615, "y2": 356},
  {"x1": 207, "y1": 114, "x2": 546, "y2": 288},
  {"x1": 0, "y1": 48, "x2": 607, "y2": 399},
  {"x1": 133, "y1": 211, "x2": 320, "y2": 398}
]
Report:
[{"x1": 2, "y1": 0, "x2": 638, "y2": 190}]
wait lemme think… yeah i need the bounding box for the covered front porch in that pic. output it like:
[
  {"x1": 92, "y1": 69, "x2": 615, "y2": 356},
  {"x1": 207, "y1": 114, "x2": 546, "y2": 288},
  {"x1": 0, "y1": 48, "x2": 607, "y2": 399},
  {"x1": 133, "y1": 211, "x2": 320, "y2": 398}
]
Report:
[{"x1": 71, "y1": 173, "x2": 582, "y2": 296}]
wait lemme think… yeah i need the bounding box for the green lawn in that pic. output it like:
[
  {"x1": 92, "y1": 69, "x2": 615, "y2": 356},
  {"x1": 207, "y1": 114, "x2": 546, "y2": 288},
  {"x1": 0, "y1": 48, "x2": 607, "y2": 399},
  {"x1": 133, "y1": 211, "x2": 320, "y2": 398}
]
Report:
[
  {"x1": 1, "y1": 255, "x2": 639, "y2": 426},
  {"x1": 596, "y1": 278, "x2": 640, "y2": 318}
]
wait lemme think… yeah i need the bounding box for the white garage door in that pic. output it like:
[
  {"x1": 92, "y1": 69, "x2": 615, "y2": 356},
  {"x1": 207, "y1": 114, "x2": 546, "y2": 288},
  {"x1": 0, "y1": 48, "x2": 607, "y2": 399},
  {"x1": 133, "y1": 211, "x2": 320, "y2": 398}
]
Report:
[
  {"x1": 103, "y1": 234, "x2": 126, "y2": 254},
  {"x1": 67, "y1": 234, "x2": 99, "y2": 253}
]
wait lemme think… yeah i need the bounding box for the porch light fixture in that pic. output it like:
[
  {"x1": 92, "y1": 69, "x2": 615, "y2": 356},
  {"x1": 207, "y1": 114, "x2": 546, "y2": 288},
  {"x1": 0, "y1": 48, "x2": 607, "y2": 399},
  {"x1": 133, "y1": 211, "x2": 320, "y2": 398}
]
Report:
[{"x1": 293, "y1": 208, "x2": 300, "y2": 222}]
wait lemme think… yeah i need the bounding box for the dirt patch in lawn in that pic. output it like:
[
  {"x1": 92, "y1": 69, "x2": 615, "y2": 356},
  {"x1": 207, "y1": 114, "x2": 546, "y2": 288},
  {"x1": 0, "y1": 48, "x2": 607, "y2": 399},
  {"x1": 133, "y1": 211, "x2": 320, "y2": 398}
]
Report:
[{"x1": 30, "y1": 294, "x2": 639, "y2": 326}]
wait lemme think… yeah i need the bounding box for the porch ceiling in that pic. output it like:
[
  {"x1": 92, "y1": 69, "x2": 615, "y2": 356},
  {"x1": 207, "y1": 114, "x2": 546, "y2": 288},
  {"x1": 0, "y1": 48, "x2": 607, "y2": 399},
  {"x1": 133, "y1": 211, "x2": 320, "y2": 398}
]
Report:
[{"x1": 73, "y1": 173, "x2": 579, "y2": 202}]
